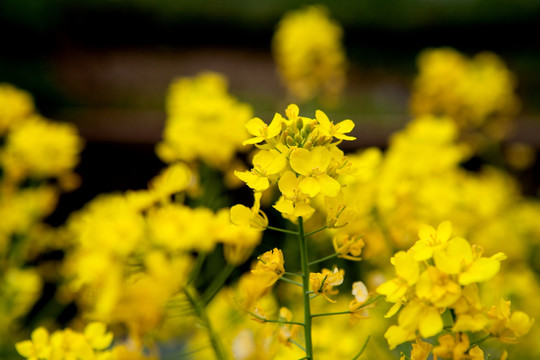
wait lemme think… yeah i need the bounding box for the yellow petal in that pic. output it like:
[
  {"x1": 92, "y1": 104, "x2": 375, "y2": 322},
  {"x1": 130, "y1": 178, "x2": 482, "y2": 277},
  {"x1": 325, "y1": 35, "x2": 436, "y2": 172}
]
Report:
[
  {"x1": 294, "y1": 201, "x2": 315, "y2": 218},
  {"x1": 384, "y1": 302, "x2": 403, "y2": 318},
  {"x1": 84, "y1": 322, "x2": 113, "y2": 350},
  {"x1": 316, "y1": 110, "x2": 331, "y2": 129},
  {"x1": 242, "y1": 136, "x2": 264, "y2": 145},
  {"x1": 310, "y1": 146, "x2": 331, "y2": 171},
  {"x1": 278, "y1": 171, "x2": 298, "y2": 198},
  {"x1": 286, "y1": 104, "x2": 299, "y2": 119},
  {"x1": 230, "y1": 204, "x2": 252, "y2": 227},
  {"x1": 385, "y1": 325, "x2": 415, "y2": 350},
  {"x1": 299, "y1": 176, "x2": 321, "y2": 197},
  {"x1": 267, "y1": 113, "x2": 283, "y2": 138},
  {"x1": 245, "y1": 117, "x2": 265, "y2": 136},
  {"x1": 411, "y1": 240, "x2": 434, "y2": 261},
  {"x1": 290, "y1": 148, "x2": 313, "y2": 176},
  {"x1": 317, "y1": 174, "x2": 340, "y2": 197},
  {"x1": 15, "y1": 341, "x2": 35, "y2": 357},
  {"x1": 459, "y1": 257, "x2": 500, "y2": 285},
  {"x1": 273, "y1": 198, "x2": 294, "y2": 215},
  {"x1": 418, "y1": 306, "x2": 443, "y2": 337},
  {"x1": 507, "y1": 311, "x2": 534, "y2": 337},
  {"x1": 418, "y1": 224, "x2": 436, "y2": 243},
  {"x1": 437, "y1": 221, "x2": 452, "y2": 242}
]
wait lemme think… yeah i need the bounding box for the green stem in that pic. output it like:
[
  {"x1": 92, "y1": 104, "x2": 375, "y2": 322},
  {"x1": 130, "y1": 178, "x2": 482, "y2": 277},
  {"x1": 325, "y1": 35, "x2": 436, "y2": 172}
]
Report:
[
  {"x1": 187, "y1": 253, "x2": 207, "y2": 286},
  {"x1": 311, "y1": 310, "x2": 351, "y2": 318},
  {"x1": 308, "y1": 253, "x2": 339, "y2": 266},
  {"x1": 284, "y1": 271, "x2": 303, "y2": 277},
  {"x1": 248, "y1": 311, "x2": 305, "y2": 326},
  {"x1": 266, "y1": 225, "x2": 299, "y2": 235},
  {"x1": 201, "y1": 263, "x2": 235, "y2": 305},
  {"x1": 468, "y1": 334, "x2": 492, "y2": 350},
  {"x1": 184, "y1": 286, "x2": 227, "y2": 360},
  {"x1": 290, "y1": 339, "x2": 306, "y2": 352},
  {"x1": 297, "y1": 217, "x2": 314, "y2": 359},
  {"x1": 311, "y1": 295, "x2": 382, "y2": 318},
  {"x1": 279, "y1": 276, "x2": 304, "y2": 287},
  {"x1": 352, "y1": 335, "x2": 371, "y2": 360},
  {"x1": 305, "y1": 226, "x2": 328, "y2": 238}
]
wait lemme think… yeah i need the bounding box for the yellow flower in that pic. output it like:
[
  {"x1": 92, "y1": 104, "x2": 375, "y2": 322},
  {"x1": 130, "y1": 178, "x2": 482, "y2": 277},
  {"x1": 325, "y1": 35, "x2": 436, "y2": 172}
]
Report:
[
  {"x1": 410, "y1": 338, "x2": 433, "y2": 360},
  {"x1": 433, "y1": 237, "x2": 507, "y2": 285},
  {"x1": 433, "y1": 333, "x2": 470, "y2": 360},
  {"x1": 0, "y1": 83, "x2": 34, "y2": 134},
  {"x1": 410, "y1": 221, "x2": 452, "y2": 261},
  {"x1": 243, "y1": 114, "x2": 283, "y2": 145},
  {"x1": 251, "y1": 248, "x2": 285, "y2": 287},
  {"x1": 415, "y1": 266, "x2": 461, "y2": 308},
  {"x1": 315, "y1": 110, "x2": 355, "y2": 141},
  {"x1": 310, "y1": 267, "x2": 344, "y2": 303},
  {"x1": 487, "y1": 299, "x2": 534, "y2": 343},
  {"x1": 377, "y1": 251, "x2": 420, "y2": 303},
  {"x1": 157, "y1": 72, "x2": 253, "y2": 168},
  {"x1": 230, "y1": 192, "x2": 268, "y2": 230},
  {"x1": 272, "y1": 6, "x2": 347, "y2": 103},
  {"x1": 148, "y1": 162, "x2": 192, "y2": 202},
  {"x1": 3, "y1": 115, "x2": 83, "y2": 180},
  {"x1": 333, "y1": 234, "x2": 364, "y2": 261},
  {"x1": 15, "y1": 327, "x2": 51, "y2": 360},
  {"x1": 235, "y1": 149, "x2": 286, "y2": 191},
  {"x1": 289, "y1": 146, "x2": 341, "y2": 197},
  {"x1": 273, "y1": 170, "x2": 315, "y2": 219}
]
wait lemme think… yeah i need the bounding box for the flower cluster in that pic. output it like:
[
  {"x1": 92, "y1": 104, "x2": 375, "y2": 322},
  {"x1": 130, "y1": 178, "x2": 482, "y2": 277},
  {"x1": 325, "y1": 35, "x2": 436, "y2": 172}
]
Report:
[
  {"x1": 62, "y1": 162, "x2": 263, "y2": 351},
  {"x1": 0, "y1": 84, "x2": 83, "y2": 351},
  {"x1": 410, "y1": 47, "x2": 520, "y2": 142},
  {"x1": 15, "y1": 322, "x2": 154, "y2": 360},
  {"x1": 272, "y1": 6, "x2": 347, "y2": 104},
  {"x1": 156, "y1": 72, "x2": 253, "y2": 170},
  {"x1": 377, "y1": 221, "x2": 533, "y2": 356},
  {"x1": 235, "y1": 104, "x2": 356, "y2": 223}
]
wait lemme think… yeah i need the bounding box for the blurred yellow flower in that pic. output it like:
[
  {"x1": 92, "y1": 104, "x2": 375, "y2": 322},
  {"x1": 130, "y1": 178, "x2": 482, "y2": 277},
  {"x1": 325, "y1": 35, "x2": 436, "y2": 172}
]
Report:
[{"x1": 273, "y1": 6, "x2": 347, "y2": 104}]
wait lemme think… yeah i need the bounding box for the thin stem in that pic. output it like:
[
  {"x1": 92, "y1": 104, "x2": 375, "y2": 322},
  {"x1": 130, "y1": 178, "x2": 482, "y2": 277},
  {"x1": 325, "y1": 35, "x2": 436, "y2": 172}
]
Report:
[
  {"x1": 289, "y1": 339, "x2": 306, "y2": 352},
  {"x1": 352, "y1": 335, "x2": 371, "y2": 360},
  {"x1": 184, "y1": 286, "x2": 227, "y2": 360},
  {"x1": 311, "y1": 295, "x2": 382, "y2": 318},
  {"x1": 266, "y1": 225, "x2": 299, "y2": 235},
  {"x1": 284, "y1": 271, "x2": 303, "y2": 277},
  {"x1": 279, "y1": 276, "x2": 304, "y2": 287},
  {"x1": 187, "y1": 253, "x2": 207, "y2": 286},
  {"x1": 311, "y1": 310, "x2": 351, "y2": 318},
  {"x1": 248, "y1": 311, "x2": 305, "y2": 326},
  {"x1": 297, "y1": 217, "x2": 314, "y2": 359},
  {"x1": 304, "y1": 226, "x2": 328, "y2": 238},
  {"x1": 201, "y1": 263, "x2": 235, "y2": 305},
  {"x1": 308, "y1": 253, "x2": 339, "y2": 266},
  {"x1": 468, "y1": 334, "x2": 492, "y2": 350}
]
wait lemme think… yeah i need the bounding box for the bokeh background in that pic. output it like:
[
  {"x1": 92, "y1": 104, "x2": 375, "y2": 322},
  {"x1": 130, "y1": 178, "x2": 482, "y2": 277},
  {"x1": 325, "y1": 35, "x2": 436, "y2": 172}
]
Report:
[{"x1": 1, "y1": 0, "x2": 539, "y2": 223}]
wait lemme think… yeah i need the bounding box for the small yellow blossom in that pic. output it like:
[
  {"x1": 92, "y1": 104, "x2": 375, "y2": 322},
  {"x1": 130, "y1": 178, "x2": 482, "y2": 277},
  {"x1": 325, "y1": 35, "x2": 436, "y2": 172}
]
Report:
[
  {"x1": 230, "y1": 192, "x2": 268, "y2": 230},
  {"x1": 0, "y1": 83, "x2": 34, "y2": 134},
  {"x1": 410, "y1": 220, "x2": 452, "y2": 261},
  {"x1": 251, "y1": 248, "x2": 285, "y2": 287},
  {"x1": 310, "y1": 267, "x2": 344, "y2": 303},
  {"x1": 333, "y1": 234, "x2": 365, "y2": 261},
  {"x1": 243, "y1": 114, "x2": 283, "y2": 145},
  {"x1": 290, "y1": 146, "x2": 341, "y2": 197},
  {"x1": 410, "y1": 338, "x2": 433, "y2": 360}
]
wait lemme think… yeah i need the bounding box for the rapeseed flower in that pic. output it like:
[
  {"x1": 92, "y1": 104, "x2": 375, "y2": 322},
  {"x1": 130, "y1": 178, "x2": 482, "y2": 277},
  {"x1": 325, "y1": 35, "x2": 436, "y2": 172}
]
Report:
[{"x1": 273, "y1": 6, "x2": 347, "y2": 104}]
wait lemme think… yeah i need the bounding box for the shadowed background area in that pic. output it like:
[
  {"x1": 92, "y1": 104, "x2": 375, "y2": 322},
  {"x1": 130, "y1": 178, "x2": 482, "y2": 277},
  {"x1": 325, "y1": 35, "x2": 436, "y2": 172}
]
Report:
[{"x1": 1, "y1": 0, "x2": 539, "y2": 219}]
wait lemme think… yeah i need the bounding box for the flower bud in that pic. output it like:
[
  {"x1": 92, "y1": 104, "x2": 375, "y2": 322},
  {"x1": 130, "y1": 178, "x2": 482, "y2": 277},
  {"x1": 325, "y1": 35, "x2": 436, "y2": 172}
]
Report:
[
  {"x1": 296, "y1": 118, "x2": 304, "y2": 130},
  {"x1": 286, "y1": 136, "x2": 296, "y2": 147}
]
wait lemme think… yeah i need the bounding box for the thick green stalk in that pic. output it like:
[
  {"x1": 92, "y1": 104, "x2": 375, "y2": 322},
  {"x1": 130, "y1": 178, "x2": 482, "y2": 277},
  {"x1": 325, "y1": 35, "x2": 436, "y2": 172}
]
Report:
[
  {"x1": 184, "y1": 286, "x2": 227, "y2": 360},
  {"x1": 297, "y1": 217, "x2": 314, "y2": 359}
]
